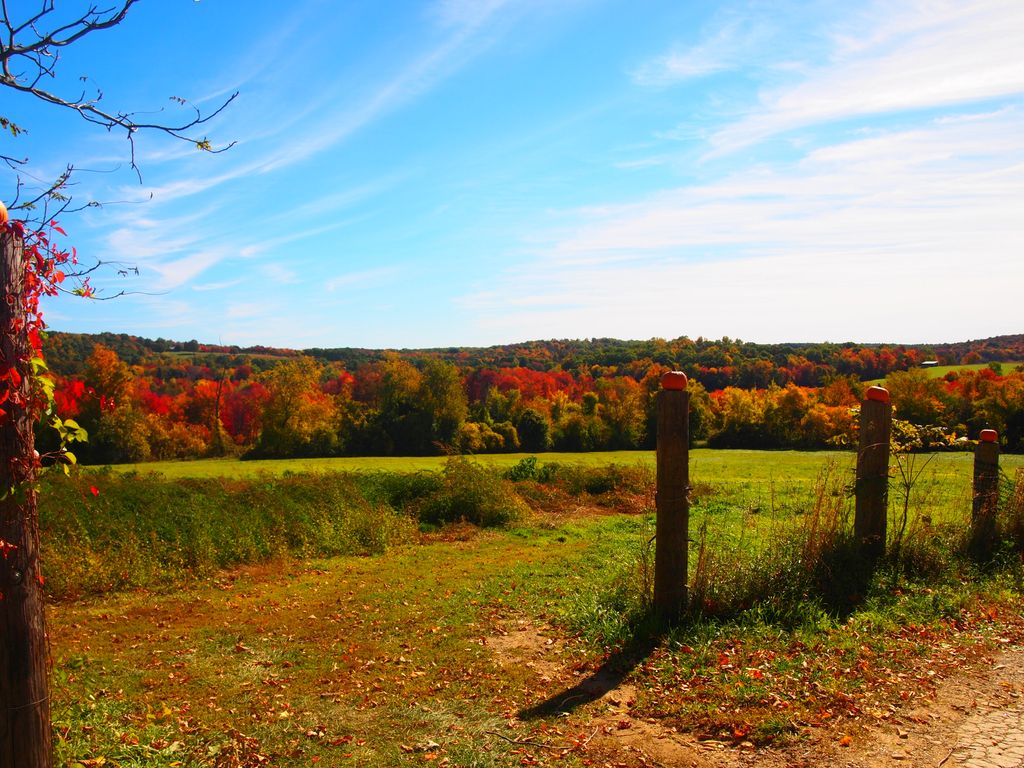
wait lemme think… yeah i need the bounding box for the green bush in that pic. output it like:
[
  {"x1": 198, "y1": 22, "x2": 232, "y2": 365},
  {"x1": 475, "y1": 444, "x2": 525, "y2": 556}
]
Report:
[
  {"x1": 356, "y1": 470, "x2": 443, "y2": 509},
  {"x1": 504, "y1": 456, "x2": 540, "y2": 482},
  {"x1": 548, "y1": 462, "x2": 653, "y2": 496},
  {"x1": 417, "y1": 456, "x2": 527, "y2": 527}
]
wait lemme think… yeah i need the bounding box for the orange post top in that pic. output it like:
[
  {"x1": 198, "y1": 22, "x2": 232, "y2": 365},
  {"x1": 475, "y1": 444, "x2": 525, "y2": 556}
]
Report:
[
  {"x1": 660, "y1": 371, "x2": 688, "y2": 391},
  {"x1": 980, "y1": 429, "x2": 998, "y2": 443},
  {"x1": 865, "y1": 385, "x2": 890, "y2": 403}
]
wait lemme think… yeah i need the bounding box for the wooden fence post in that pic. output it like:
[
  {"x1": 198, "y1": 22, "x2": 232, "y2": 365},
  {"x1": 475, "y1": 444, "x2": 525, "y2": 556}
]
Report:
[
  {"x1": 654, "y1": 371, "x2": 689, "y2": 624},
  {"x1": 0, "y1": 225, "x2": 52, "y2": 768},
  {"x1": 970, "y1": 429, "x2": 1000, "y2": 559},
  {"x1": 854, "y1": 385, "x2": 892, "y2": 563}
]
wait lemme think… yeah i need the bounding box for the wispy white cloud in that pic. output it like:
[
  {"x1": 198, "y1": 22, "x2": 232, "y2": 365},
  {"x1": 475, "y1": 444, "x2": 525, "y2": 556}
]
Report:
[
  {"x1": 464, "y1": 106, "x2": 1024, "y2": 343},
  {"x1": 146, "y1": 248, "x2": 234, "y2": 291},
  {"x1": 122, "y1": 156, "x2": 276, "y2": 204},
  {"x1": 105, "y1": 220, "x2": 205, "y2": 262},
  {"x1": 96, "y1": 171, "x2": 393, "y2": 301},
  {"x1": 251, "y1": 1, "x2": 528, "y2": 176},
  {"x1": 277, "y1": 172, "x2": 408, "y2": 223},
  {"x1": 633, "y1": 14, "x2": 771, "y2": 85},
  {"x1": 708, "y1": 0, "x2": 1024, "y2": 154},
  {"x1": 325, "y1": 266, "x2": 397, "y2": 292},
  {"x1": 100, "y1": 202, "x2": 235, "y2": 285},
  {"x1": 193, "y1": 278, "x2": 245, "y2": 292},
  {"x1": 226, "y1": 302, "x2": 266, "y2": 320},
  {"x1": 237, "y1": 216, "x2": 373, "y2": 262},
  {"x1": 108, "y1": 1, "x2": 523, "y2": 211},
  {"x1": 258, "y1": 263, "x2": 301, "y2": 285},
  {"x1": 122, "y1": 296, "x2": 199, "y2": 330},
  {"x1": 430, "y1": 0, "x2": 514, "y2": 29}
]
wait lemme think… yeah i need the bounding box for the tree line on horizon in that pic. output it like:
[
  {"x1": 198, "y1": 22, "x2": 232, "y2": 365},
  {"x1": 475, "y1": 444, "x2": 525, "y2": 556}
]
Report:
[
  {"x1": 36, "y1": 332, "x2": 1024, "y2": 464},
  {"x1": 45, "y1": 330, "x2": 1024, "y2": 383}
]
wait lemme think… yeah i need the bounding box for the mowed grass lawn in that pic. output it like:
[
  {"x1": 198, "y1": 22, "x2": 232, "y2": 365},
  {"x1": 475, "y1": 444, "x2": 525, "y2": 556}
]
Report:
[
  {"x1": 104, "y1": 451, "x2": 664, "y2": 478},
  {"x1": 863, "y1": 360, "x2": 1024, "y2": 385},
  {"x1": 51, "y1": 449, "x2": 1024, "y2": 767},
  {"x1": 102, "y1": 447, "x2": 1024, "y2": 482}
]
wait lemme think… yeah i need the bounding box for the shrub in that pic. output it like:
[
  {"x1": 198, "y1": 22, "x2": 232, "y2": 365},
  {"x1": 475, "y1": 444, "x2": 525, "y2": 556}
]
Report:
[
  {"x1": 356, "y1": 470, "x2": 443, "y2": 509},
  {"x1": 504, "y1": 456, "x2": 540, "y2": 482},
  {"x1": 416, "y1": 456, "x2": 527, "y2": 528},
  {"x1": 548, "y1": 463, "x2": 653, "y2": 497}
]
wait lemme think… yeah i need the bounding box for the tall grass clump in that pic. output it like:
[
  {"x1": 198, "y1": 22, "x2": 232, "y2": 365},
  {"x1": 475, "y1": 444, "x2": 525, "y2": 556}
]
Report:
[
  {"x1": 39, "y1": 470, "x2": 415, "y2": 598},
  {"x1": 688, "y1": 457, "x2": 971, "y2": 622},
  {"x1": 41, "y1": 458, "x2": 533, "y2": 598},
  {"x1": 558, "y1": 515, "x2": 660, "y2": 648},
  {"x1": 687, "y1": 461, "x2": 862, "y2": 625},
  {"x1": 562, "y1": 453, "x2": 996, "y2": 650},
  {"x1": 998, "y1": 469, "x2": 1024, "y2": 553}
]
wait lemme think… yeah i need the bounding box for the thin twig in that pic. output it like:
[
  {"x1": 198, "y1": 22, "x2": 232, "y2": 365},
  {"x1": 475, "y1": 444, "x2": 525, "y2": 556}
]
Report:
[{"x1": 486, "y1": 730, "x2": 563, "y2": 750}]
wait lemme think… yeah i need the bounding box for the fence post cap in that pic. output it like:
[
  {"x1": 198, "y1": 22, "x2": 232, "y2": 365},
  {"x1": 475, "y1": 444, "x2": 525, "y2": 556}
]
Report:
[
  {"x1": 660, "y1": 370, "x2": 688, "y2": 391},
  {"x1": 865, "y1": 385, "x2": 890, "y2": 403},
  {"x1": 980, "y1": 429, "x2": 998, "y2": 443}
]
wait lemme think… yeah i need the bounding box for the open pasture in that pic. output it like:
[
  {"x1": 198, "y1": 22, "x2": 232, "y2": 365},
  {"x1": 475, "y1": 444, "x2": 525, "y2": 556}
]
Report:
[
  {"x1": 105, "y1": 447, "x2": 1024, "y2": 482},
  {"x1": 863, "y1": 360, "x2": 1024, "y2": 385},
  {"x1": 48, "y1": 449, "x2": 1024, "y2": 766},
  {"x1": 106, "y1": 450, "x2": 662, "y2": 479}
]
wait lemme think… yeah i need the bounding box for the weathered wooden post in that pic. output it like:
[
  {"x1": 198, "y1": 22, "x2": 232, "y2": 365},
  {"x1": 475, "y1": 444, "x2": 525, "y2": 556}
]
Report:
[
  {"x1": 854, "y1": 385, "x2": 892, "y2": 562},
  {"x1": 0, "y1": 220, "x2": 53, "y2": 768},
  {"x1": 970, "y1": 429, "x2": 1000, "y2": 559},
  {"x1": 654, "y1": 370, "x2": 689, "y2": 624}
]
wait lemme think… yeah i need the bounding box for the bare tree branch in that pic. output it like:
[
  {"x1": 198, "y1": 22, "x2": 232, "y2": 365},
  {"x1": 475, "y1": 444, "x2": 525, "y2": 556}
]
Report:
[{"x1": 1, "y1": 1, "x2": 236, "y2": 212}]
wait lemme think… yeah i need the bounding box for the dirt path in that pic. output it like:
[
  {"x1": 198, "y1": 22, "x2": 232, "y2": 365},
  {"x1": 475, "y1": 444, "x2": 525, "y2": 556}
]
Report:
[
  {"x1": 744, "y1": 646, "x2": 1024, "y2": 768},
  {"x1": 493, "y1": 623, "x2": 1024, "y2": 768}
]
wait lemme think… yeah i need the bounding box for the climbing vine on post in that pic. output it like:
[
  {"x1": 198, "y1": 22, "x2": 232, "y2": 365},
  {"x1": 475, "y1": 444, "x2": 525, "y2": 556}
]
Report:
[
  {"x1": 1, "y1": 4, "x2": 236, "y2": 761},
  {"x1": 0, "y1": 213, "x2": 89, "y2": 768}
]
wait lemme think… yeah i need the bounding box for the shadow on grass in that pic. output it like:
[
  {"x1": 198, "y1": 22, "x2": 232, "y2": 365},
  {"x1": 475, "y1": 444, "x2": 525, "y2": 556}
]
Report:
[{"x1": 518, "y1": 629, "x2": 663, "y2": 719}]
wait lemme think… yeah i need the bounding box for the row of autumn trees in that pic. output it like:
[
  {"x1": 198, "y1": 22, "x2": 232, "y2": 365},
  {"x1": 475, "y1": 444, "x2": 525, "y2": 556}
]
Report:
[{"x1": 37, "y1": 339, "x2": 1024, "y2": 464}]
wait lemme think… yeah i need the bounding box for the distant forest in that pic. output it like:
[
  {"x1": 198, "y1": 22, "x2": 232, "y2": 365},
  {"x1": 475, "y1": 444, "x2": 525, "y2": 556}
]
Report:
[{"x1": 39, "y1": 331, "x2": 1024, "y2": 463}]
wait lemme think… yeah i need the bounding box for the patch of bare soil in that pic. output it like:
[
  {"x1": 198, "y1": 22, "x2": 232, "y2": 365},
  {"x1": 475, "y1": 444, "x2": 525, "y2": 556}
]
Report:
[
  {"x1": 490, "y1": 625, "x2": 1024, "y2": 768},
  {"x1": 490, "y1": 623, "x2": 723, "y2": 766},
  {"x1": 487, "y1": 619, "x2": 573, "y2": 684}
]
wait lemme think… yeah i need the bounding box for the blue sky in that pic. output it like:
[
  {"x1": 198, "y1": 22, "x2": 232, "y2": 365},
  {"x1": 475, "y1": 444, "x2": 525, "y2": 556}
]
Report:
[{"x1": 6, "y1": 0, "x2": 1024, "y2": 348}]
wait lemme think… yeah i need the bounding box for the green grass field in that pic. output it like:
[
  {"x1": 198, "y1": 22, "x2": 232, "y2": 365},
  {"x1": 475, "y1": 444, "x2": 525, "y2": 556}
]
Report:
[
  {"x1": 103, "y1": 447, "x2": 1024, "y2": 488},
  {"x1": 864, "y1": 360, "x2": 1024, "y2": 385},
  {"x1": 923, "y1": 360, "x2": 1023, "y2": 377},
  {"x1": 103, "y1": 450, "x2": 660, "y2": 478}
]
